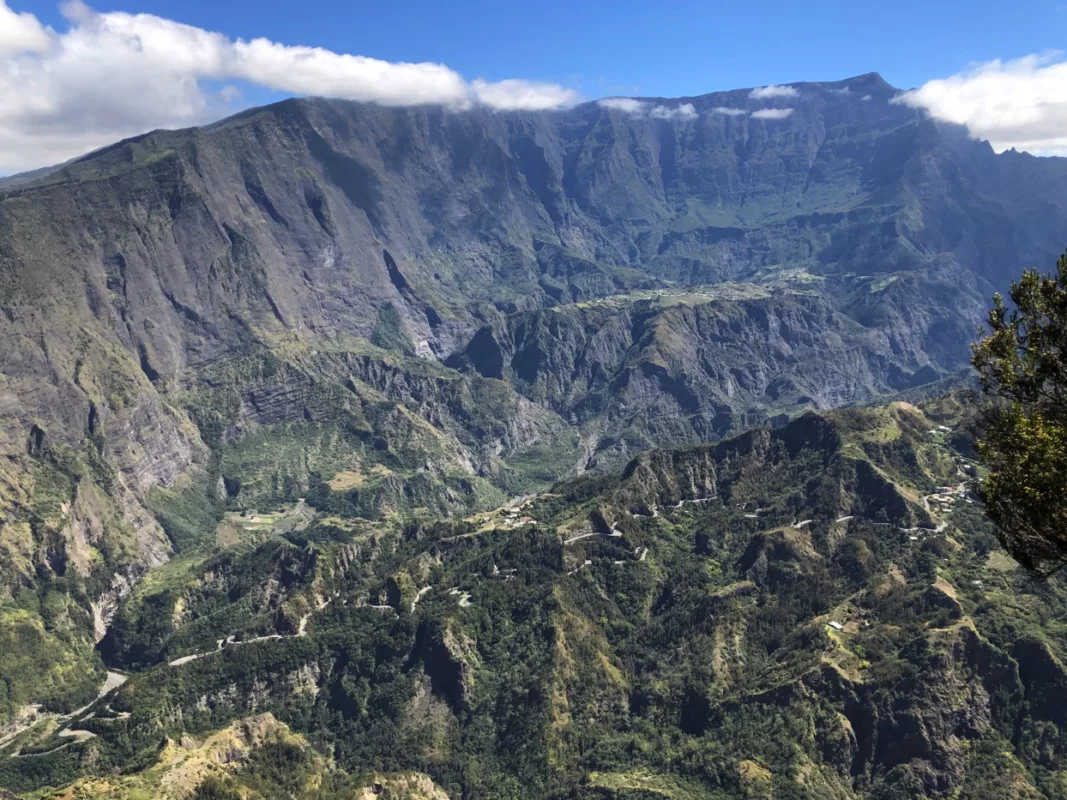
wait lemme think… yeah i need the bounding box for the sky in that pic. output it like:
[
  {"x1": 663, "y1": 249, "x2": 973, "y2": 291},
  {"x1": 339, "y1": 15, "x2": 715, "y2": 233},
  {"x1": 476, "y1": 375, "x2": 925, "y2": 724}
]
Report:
[{"x1": 2, "y1": 0, "x2": 1067, "y2": 172}]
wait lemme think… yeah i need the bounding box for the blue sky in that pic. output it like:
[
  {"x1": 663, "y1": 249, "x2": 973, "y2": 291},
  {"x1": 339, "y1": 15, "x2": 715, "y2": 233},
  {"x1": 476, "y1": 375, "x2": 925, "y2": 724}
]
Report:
[
  {"x1": 3, "y1": 0, "x2": 1067, "y2": 171},
  {"x1": 18, "y1": 0, "x2": 1067, "y2": 98}
]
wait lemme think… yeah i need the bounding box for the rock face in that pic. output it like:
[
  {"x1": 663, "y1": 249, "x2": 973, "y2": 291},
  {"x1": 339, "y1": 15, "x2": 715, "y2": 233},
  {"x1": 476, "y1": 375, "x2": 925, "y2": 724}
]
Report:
[
  {"x1": 353, "y1": 773, "x2": 451, "y2": 800},
  {"x1": 1, "y1": 73, "x2": 1060, "y2": 509},
  {"x1": 449, "y1": 291, "x2": 951, "y2": 469},
  {"x1": 0, "y1": 73, "x2": 1062, "y2": 411},
  {"x1": 419, "y1": 620, "x2": 480, "y2": 712},
  {"x1": 1, "y1": 73, "x2": 1066, "y2": 730}
]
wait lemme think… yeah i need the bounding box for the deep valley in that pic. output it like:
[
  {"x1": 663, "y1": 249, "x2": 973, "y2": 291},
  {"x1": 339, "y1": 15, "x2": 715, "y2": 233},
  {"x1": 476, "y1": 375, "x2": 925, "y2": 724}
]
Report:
[{"x1": 0, "y1": 72, "x2": 1066, "y2": 798}]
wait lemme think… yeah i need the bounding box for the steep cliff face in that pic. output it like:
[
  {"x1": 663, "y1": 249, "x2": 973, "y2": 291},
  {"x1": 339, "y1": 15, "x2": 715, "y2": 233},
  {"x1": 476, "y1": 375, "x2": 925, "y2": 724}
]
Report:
[
  {"x1": 0, "y1": 73, "x2": 1065, "y2": 730},
  {"x1": 449, "y1": 289, "x2": 962, "y2": 469},
  {"x1": 1, "y1": 73, "x2": 1062, "y2": 508},
  {"x1": 1, "y1": 71, "x2": 1062, "y2": 421}
]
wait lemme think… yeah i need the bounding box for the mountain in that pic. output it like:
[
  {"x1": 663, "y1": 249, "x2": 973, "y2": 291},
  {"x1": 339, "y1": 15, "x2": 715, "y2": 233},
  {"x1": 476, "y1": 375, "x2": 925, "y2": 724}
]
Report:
[
  {"x1": 1, "y1": 71, "x2": 1067, "y2": 797},
  {"x1": 3, "y1": 396, "x2": 1067, "y2": 799},
  {"x1": 0, "y1": 75, "x2": 1060, "y2": 483}
]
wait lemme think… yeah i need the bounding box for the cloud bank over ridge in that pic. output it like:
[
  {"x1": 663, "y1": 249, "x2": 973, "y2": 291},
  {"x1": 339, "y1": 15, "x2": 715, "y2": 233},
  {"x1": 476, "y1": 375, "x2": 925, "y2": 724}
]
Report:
[
  {"x1": 597, "y1": 98, "x2": 698, "y2": 120},
  {"x1": 899, "y1": 53, "x2": 1067, "y2": 155},
  {"x1": 3, "y1": 1, "x2": 1065, "y2": 174},
  {"x1": 0, "y1": 0, "x2": 580, "y2": 172}
]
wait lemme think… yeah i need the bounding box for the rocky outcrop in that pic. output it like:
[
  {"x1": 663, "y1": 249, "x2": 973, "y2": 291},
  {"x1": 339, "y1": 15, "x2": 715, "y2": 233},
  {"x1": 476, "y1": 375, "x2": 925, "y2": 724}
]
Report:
[
  {"x1": 90, "y1": 567, "x2": 141, "y2": 643},
  {"x1": 859, "y1": 623, "x2": 1023, "y2": 797},
  {"x1": 613, "y1": 444, "x2": 723, "y2": 512},
  {"x1": 354, "y1": 773, "x2": 450, "y2": 800},
  {"x1": 450, "y1": 293, "x2": 961, "y2": 471},
  {"x1": 418, "y1": 620, "x2": 479, "y2": 712},
  {"x1": 738, "y1": 528, "x2": 821, "y2": 584}
]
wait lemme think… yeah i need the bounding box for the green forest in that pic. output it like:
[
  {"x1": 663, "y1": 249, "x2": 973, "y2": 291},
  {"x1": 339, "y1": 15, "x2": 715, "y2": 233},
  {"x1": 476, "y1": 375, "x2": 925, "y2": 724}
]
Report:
[{"x1": 3, "y1": 395, "x2": 1066, "y2": 799}]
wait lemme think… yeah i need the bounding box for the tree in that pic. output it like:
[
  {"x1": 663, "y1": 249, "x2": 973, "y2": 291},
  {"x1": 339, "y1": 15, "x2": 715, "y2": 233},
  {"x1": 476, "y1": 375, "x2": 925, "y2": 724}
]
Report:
[
  {"x1": 973, "y1": 252, "x2": 1067, "y2": 577},
  {"x1": 191, "y1": 776, "x2": 242, "y2": 800}
]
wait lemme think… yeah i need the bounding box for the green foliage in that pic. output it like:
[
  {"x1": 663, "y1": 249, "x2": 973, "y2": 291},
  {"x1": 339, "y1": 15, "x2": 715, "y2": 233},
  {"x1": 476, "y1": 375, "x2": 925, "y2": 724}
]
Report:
[
  {"x1": 101, "y1": 539, "x2": 315, "y2": 668},
  {"x1": 973, "y1": 251, "x2": 1067, "y2": 576},
  {"x1": 145, "y1": 479, "x2": 223, "y2": 553},
  {"x1": 371, "y1": 303, "x2": 416, "y2": 355},
  {"x1": 219, "y1": 422, "x2": 364, "y2": 508},
  {"x1": 0, "y1": 608, "x2": 102, "y2": 719},
  {"x1": 8, "y1": 400, "x2": 1067, "y2": 800},
  {"x1": 191, "y1": 776, "x2": 243, "y2": 800}
]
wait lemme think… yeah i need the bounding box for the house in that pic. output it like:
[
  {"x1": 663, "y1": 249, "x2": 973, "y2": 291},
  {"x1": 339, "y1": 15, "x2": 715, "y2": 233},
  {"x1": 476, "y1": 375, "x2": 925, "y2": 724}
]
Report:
[{"x1": 827, "y1": 621, "x2": 845, "y2": 631}]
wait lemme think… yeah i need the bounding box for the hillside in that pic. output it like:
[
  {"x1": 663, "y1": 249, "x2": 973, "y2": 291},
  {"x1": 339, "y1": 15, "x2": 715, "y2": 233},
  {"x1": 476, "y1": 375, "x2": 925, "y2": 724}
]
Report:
[
  {"x1": 2, "y1": 397, "x2": 1066, "y2": 798},
  {"x1": 1, "y1": 74, "x2": 1064, "y2": 615},
  {"x1": 1, "y1": 70, "x2": 1066, "y2": 797}
]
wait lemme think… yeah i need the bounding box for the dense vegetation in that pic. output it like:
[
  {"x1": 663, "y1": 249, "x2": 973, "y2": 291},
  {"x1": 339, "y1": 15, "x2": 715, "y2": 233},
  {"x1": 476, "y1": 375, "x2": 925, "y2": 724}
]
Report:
[
  {"x1": 973, "y1": 252, "x2": 1067, "y2": 577},
  {"x1": 4, "y1": 397, "x2": 1067, "y2": 798}
]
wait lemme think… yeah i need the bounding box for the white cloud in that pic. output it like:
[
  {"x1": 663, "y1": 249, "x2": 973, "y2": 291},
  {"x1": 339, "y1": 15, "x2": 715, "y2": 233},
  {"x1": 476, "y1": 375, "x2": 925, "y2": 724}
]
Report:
[
  {"x1": 751, "y1": 108, "x2": 793, "y2": 120},
  {"x1": 650, "y1": 102, "x2": 697, "y2": 120},
  {"x1": 218, "y1": 85, "x2": 241, "y2": 104},
  {"x1": 472, "y1": 79, "x2": 580, "y2": 110},
  {"x1": 749, "y1": 84, "x2": 799, "y2": 99},
  {"x1": 829, "y1": 86, "x2": 850, "y2": 96},
  {"x1": 0, "y1": 0, "x2": 580, "y2": 172},
  {"x1": 597, "y1": 97, "x2": 698, "y2": 121},
  {"x1": 598, "y1": 97, "x2": 648, "y2": 114},
  {"x1": 231, "y1": 39, "x2": 470, "y2": 106},
  {"x1": 713, "y1": 106, "x2": 746, "y2": 116},
  {"x1": 896, "y1": 53, "x2": 1067, "y2": 154},
  {"x1": 861, "y1": 94, "x2": 872, "y2": 101},
  {"x1": 0, "y1": 0, "x2": 52, "y2": 55}
]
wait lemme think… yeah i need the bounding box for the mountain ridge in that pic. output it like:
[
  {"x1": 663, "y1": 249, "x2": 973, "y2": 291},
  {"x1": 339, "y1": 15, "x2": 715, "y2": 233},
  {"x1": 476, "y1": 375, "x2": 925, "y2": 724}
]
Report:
[
  {"x1": 1, "y1": 74, "x2": 1066, "y2": 796},
  {"x1": 0, "y1": 71, "x2": 905, "y2": 188}
]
